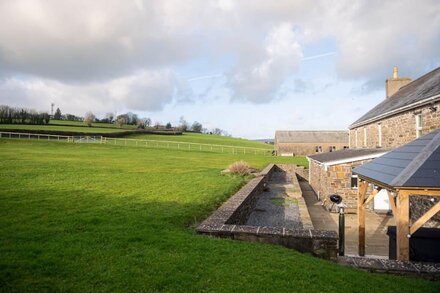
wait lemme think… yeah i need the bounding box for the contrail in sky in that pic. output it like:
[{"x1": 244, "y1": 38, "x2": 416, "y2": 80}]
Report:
[
  {"x1": 187, "y1": 73, "x2": 223, "y2": 82},
  {"x1": 187, "y1": 52, "x2": 335, "y2": 81},
  {"x1": 301, "y1": 51, "x2": 336, "y2": 61}
]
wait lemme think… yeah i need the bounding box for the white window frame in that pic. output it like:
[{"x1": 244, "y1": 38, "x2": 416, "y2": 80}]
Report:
[
  {"x1": 378, "y1": 123, "x2": 382, "y2": 147},
  {"x1": 351, "y1": 173, "x2": 358, "y2": 189},
  {"x1": 415, "y1": 114, "x2": 423, "y2": 138}
]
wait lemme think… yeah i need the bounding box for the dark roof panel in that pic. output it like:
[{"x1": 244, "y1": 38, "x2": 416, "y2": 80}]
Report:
[
  {"x1": 308, "y1": 148, "x2": 387, "y2": 163},
  {"x1": 350, "y1": 67, "x2": 440, "y2": 128},
  {"x1": 275, "y1": 130, "x2": 348, "y2": 143},
  {"x1": 353, "y1": 129, "x2": 440, "y2": 188}
]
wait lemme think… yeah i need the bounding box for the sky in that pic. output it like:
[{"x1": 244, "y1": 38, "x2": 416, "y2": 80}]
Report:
[{"x1": 0, "y1": 0, "x2": 439, "y2": 139}]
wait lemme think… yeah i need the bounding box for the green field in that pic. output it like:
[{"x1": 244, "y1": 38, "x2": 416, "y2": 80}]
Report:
[
  {"x1": 0, "y1": 124, "x2": 128, "y2": 133},
  {"x1": 49, "y1": 119, "x2": 137, "y2": 129},
  {"x1": 127, "y1": 132, "x2": 274, "y2": 149},
  {"x1": 0, "y1": 139, "x2": 437, "y2": 292}
]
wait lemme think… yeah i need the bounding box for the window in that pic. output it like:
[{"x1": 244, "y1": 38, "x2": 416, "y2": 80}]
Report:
[
  {"x1": 329, "y1": 146, "x2": 336, "y2": 152},
  {"x1": 351, "y1": 174, "x2": 358, "y2": 189},
  {"x1": 343, "y1": 146, "x2": 349, "y2": 149},
  {"x1": 378, "y1": 123, "x2": 382, "y2": 147},
  {"x1": 315, "y1": 146, "x2": 322, "y2": 153},
  {"x1": 363, "y1": 127, "x2": 367, "y2": 147},
  {"x1": 416, "y1": 114, "x2": 423, "y2": 138}
]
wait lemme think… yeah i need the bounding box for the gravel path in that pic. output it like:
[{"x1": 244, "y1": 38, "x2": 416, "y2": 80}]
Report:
[{"x1": 246, "y1": 172, "x2": 303, "y2": 229}]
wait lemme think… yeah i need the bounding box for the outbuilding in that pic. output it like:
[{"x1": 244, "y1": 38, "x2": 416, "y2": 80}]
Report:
[{"x1": 307, "y1": 148, "x2": 388, "y2": 211}]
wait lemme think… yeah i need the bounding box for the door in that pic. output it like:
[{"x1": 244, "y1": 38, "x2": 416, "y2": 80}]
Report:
[{"x1": 373, "y1": 189, "x2": 391, "y2": 212}]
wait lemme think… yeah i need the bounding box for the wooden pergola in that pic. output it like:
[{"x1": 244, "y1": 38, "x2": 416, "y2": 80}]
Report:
[{"x1": 353, "y1": 129, "x2": 440, "y2": 261}]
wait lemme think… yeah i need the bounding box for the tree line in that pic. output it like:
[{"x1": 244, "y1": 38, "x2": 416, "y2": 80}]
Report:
[
  {"x1": 1, "y1": 105, "x2": 229, "y2": 135},
  {"x1": 0, "y1": 105, "x2": 50, "y2": 125}
]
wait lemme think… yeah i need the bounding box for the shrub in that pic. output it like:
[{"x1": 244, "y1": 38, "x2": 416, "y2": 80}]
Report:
[{"x1": 227, "y1": 160, "x2": 253, "y2": 176}]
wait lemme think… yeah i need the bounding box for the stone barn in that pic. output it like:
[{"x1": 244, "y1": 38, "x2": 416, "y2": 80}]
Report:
[{"x1": 274, "y1": 130, "x2": 349, "y2": 156}]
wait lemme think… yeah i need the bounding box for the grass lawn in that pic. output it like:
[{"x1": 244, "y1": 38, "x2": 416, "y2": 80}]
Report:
[
  {"x1": 127, "y1": 132, "x2": 274, "y2": 149},
  {"x1": 0, "y1": 139, "x2": 438, "y2": 292}
]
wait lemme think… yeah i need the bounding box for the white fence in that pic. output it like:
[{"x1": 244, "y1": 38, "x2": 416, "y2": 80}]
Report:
[
  {"x1": 101, "y1": 137, "x2": 272, "y2": 155},
  {"x1": 0, "y1": 131, "x2": 273, "y2": 156}
]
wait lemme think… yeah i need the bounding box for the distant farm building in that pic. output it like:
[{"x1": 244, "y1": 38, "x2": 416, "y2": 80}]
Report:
[{"x1": 274, "y1": 130, "x2": 349, "y2": 156}]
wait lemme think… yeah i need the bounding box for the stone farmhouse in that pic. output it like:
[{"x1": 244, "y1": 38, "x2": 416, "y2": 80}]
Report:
[
  {"x1": 307, "y1": 66, "x2": 440, "y2": 212},
  {"x1": 349, "y1": 66, "x2": 440, "y2": 149},
  {"x1": 274, "y1": 130, "x2": 348, "y2": 156}
]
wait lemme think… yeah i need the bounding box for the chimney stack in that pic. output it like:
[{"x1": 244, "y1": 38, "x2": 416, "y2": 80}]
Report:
[{"x1": 386, "y1": 66, "x2": 411, "y2": 98}]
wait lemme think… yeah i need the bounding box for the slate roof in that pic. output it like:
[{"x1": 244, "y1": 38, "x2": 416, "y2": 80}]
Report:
[
  {"x1": 350, "y1": 67, "x2": 440, "y2": 129},
  {"x1": 352, "y1": 129, "x2": 440, "y2": 188},
  {"x1": 275, "y1": 130, "x2": 348, "y2": 144},
  {"x1": 308, "y1": 148, "x2": 387, "y2": 164}
]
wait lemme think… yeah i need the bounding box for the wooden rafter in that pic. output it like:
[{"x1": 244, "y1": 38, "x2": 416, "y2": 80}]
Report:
[
  {"x1": 386, "y1": 190, "x2": 397, "y2": 217},
  {"x1": 410, "y1": 201, "x2": 440, "y2": 235},
  {"x1": 396, "y1": 189, "x2": 440, "y2": 196},
  {"x1": 364, "y1": 188, "x2": 379, "y2": 205}
]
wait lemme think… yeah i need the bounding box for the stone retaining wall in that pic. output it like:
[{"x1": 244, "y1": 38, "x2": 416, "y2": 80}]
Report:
[{"x1": 197, "y1": 164, "x2": 338, "y2": 260}]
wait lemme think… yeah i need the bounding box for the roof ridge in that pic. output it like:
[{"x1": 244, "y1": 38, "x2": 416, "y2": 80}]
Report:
[{"x1": 391, "y1": 130, "x2": 440, "y2": 187}]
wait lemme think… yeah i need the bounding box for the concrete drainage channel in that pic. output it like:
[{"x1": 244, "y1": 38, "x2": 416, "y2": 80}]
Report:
[{"x1": 196, "y1": 164, "x2": 338, "y2": 260}]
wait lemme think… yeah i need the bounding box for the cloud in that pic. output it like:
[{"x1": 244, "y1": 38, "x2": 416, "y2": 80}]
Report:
[
  {"x1": 0, "y1": 70, "x2": 176, "y2": 115},
  {"x1": 228, "y1": 22, "x2": 303, "y2": 102},
  {"x1": 0, "y1": 0, "x2": 439, "y2": 113}
]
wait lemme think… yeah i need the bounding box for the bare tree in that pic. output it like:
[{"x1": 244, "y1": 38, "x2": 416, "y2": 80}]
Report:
[
  {"x1": 144, "y1": 118, "x2": 151, "y2": 127},
  {"x1": 179, "y1": 116, "x2": 188, "y2": 131},
  {"x1": 84, "y1": 112, "x2": 95, "y2": 127},
  {"x1": 116, "y1": 117, "x2": 126, "y2": 128},
  {"x1": 191, "y1": 121, "x2": 203, "y2": 133},
  {"x1": 212, "y1": 128, "x2": 223, "y2": 135}
]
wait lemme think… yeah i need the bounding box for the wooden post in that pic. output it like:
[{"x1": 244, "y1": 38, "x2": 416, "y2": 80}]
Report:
[
  {"x1": 396, "y1": 190, "x2": 410, "y2": 261},
  {"x1": 358, "y1": 179, "x2": 368, "y2": 256}
]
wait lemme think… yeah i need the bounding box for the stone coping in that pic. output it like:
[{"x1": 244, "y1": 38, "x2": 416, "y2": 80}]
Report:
[
  {"x1": 338, "y1": 256, "x2": 440, "y2": 279},
  {"x1": 196, "y1": 163, "x2": 338, "y2": 260}
]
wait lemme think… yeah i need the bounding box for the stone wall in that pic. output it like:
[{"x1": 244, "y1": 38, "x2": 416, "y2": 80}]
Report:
[
  {"x1": 349, "y1": 101, "x2": 440, "y2": 149},
  {"x1": 277, "y1": 142, "x2": 348, "y2": 156},
  {"x1": 197, "y1": 164, "x2": 338, "y2": 260},
  {"x1": 276, "y1": 163, "x2": 309, "y2": 181},
  {"x1": 309, "y1": 159, "x2": 374, "y2": 211}
]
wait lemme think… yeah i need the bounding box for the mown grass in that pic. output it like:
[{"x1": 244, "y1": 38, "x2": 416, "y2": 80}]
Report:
[
  {"x1": 127, "y1": 132, "x2": 274, "y2": 149},
  {"x1": 0, "y1": 139, "x2": 438, "y2": 292}
]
